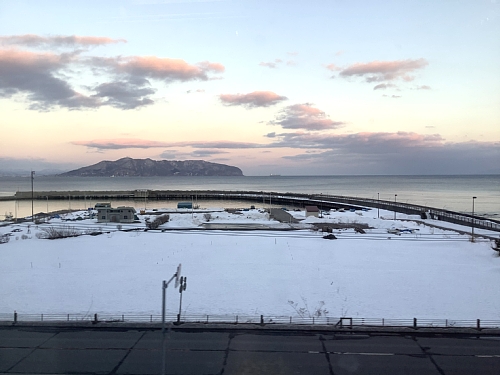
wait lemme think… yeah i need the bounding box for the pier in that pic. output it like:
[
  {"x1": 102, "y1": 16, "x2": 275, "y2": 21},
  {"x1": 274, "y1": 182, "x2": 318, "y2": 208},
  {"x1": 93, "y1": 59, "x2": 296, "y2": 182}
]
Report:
[{"x1": 3, "y1": 189, "x2": 500, "y2": 232}]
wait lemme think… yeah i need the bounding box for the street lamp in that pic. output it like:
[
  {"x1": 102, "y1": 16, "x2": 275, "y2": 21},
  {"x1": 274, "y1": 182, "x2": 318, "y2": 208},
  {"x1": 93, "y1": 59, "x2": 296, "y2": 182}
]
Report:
[
  {"x1": 394, "y1": 194, "x2": 397, "y2": 220},
  {"x1": 472, "y1": 196, "x2": 477, "y2": 240},
  {"x1": 31, "y1": 171, "x2": 35, "y2": 221},
  {"x1": 377, "y1": 192, "x2": 380, "y2": 219}
]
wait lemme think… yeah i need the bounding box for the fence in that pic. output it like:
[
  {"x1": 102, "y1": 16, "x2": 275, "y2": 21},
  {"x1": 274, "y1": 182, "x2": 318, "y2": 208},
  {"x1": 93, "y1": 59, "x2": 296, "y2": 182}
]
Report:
[{"x1": 2, "y1": 312, "x2": 499, "y2": 329}]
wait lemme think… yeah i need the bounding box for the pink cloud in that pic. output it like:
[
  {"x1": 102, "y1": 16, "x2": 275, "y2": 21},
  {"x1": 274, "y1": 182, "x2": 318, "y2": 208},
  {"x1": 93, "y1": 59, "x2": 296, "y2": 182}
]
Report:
[
  {"x1": 0, "y1": 48, "x2": 62, "y2": 67},
  {"x1": 0, "y1": 34, "x2": 126, "y2": 48},
  {"x1": 0, "y1": 48, "x2": 98, "y2": 110},
  {"x1": 196, "y1": 61, "x2": 225, "y2": 73},
  {"x1": 269, "y1": 103, "x2": 344, "y2": 131},
  {"x1": 219, "y1": 91, "x2": 287, "y2": 108},
  {"x1": 350, "y1": 132, "x2": 441, "y2": 146},
  {"x1": 339, "y1": 58, "x2": 428, "y2": 82},
  {"x1": 373, "y1": 83, "x2": 397, "y2": 90},
  {"x1": 272, "y1": 131, "x2": 444, "y2": 151},
  {"x1": 325, "y1": 63, "x2": 341, "y2": 71},
  {"x1": 185, "y1": 141, "x2": 262, "y2": 149},
  {"x1": 0, "y1": 36, "x2": 224, "y2": 111},
  {"x1": 72, "y1": 139, "x2": 170, "y2": 149},
  {"x1": 111, "y1": 56, "x2": 224, "y2": 82},
  {"x1": 73, "y1": 139, "x2": 264, "y2": 151}
]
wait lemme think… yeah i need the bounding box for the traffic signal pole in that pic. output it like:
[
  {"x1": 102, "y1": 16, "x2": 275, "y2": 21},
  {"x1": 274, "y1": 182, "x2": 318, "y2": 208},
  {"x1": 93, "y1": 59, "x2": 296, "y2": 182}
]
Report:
[
  {"x1": 161, "y1": 264, "x2": 181, "y2": 375},
  {"x1": 177, "y1": 277, "x2": 187, "y2": 323}
]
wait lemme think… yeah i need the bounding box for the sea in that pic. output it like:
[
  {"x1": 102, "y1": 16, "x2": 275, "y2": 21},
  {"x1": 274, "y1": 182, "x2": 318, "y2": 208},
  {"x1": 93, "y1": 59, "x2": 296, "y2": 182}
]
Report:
[{"x1": 0, "y1": 175, "x2": 499, "y2": 220}]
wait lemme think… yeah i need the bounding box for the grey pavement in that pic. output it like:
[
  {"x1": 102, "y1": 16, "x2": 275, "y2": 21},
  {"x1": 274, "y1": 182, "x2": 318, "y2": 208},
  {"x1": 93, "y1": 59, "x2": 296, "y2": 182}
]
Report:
[{"x1": 1, "y1": 327, "x2": 499, "y2": 374}]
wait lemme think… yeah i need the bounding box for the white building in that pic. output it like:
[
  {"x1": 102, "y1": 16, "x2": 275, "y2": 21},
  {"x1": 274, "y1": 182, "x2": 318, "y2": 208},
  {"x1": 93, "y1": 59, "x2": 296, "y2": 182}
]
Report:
[{"x1": 97, "y1": 206, "x2": 136, "y2": 223}]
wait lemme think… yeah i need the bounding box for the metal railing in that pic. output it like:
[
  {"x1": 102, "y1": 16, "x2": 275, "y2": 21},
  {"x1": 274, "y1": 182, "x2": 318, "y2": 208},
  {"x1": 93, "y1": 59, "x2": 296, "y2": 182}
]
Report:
[{"x1": 2, "y1": 312, "x2": 499, "y2": 329}]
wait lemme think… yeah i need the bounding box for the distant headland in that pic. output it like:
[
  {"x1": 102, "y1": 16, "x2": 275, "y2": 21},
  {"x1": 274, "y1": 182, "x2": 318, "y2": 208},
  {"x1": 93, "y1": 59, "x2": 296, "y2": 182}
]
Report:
[{"x1": 58, "y1": 157, "x2": 244, "y2": 177}]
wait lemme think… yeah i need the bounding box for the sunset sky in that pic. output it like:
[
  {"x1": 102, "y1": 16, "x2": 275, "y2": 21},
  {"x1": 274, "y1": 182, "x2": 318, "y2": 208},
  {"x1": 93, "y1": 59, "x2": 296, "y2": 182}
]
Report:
[{"x1": 0, "y1": 0, "x2": 499, "y2": 175}]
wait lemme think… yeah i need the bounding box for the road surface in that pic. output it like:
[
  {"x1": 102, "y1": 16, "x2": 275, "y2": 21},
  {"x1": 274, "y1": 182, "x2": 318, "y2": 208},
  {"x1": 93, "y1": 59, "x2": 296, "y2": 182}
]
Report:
[{"x1": 1, "y1": 326, "x2": 499, "y2": 374}]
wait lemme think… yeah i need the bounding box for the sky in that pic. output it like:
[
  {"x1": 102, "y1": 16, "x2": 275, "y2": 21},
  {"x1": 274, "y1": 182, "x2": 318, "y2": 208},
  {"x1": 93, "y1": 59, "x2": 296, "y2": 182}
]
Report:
[{"x1": 0, "y1": 0, "x2": 499, "y2": 176}]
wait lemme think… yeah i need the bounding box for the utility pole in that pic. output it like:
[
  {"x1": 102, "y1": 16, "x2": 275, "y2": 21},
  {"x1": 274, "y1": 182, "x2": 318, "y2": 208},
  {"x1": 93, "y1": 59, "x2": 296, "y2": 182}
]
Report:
[
  {"x1": 394, "y1": 194, "x2": 397, "y2": 221},
  {"x1": 377, "y1": 192, "x2": 380, "y2": 219},
  {"x1": 472, "y1": 196, "x2": 477, "y2": 241},
  {"x1": 31, "y1": 171, "x2": 35, "y2": 221}
]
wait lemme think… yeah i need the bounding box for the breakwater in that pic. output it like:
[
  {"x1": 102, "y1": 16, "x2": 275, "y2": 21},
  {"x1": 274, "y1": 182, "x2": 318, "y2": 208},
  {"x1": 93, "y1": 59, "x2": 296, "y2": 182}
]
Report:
[{"x1": 3, "y1": 189, "x2": 499, "y2": 232}]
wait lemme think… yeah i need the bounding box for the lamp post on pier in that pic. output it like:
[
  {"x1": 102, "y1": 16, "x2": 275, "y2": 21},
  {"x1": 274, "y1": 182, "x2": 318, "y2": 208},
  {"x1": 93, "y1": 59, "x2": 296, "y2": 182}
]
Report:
[
  {"x1": 377, "y1": 192, "x2": 380, "y2": 219},
  {"x1": 31, "y1": 171, "x2": 35, "y2": 221},
  {"x1": 394, "y1": 194, "x2": 397, "y2": 221},
  {"x1": 472, "y1": 196, "x2": 477, "y2": 240}
]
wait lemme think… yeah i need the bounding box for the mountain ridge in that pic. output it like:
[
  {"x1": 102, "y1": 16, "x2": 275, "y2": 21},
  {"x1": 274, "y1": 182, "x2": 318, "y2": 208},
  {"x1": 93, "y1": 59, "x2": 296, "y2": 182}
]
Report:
[{"x1": 58, "y1": 157, "x2": 244, "y2": 177}]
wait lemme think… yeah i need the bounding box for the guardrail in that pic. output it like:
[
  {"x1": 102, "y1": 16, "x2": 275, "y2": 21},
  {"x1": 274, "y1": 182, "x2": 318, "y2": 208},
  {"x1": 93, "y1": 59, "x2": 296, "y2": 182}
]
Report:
[
  {"x1": 228, "y1": 192, "x2": 500, "y2": 233},
  {"x1": 220, "y1": 192, "x2": 500, "y2": 232},
  {"x1": 2, "y1": 312, "x2": 499, "y2": 329}
]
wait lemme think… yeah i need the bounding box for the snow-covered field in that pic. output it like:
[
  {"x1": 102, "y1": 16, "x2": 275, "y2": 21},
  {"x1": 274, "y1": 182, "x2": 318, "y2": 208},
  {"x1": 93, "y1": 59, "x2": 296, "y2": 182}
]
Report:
[{"x1": 1, "y1": 207, "x2": 499, "y2": 320}]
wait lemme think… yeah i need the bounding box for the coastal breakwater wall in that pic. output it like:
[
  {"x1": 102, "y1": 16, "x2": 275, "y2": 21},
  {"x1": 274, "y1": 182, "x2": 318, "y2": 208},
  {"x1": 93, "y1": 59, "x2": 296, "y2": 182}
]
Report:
[{"x1": 4, "y1": 189, "x2": 500, "y2": 232}]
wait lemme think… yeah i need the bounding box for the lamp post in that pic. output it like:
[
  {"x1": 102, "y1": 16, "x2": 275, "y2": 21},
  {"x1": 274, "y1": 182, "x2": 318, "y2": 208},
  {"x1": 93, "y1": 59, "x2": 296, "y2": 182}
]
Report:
[
  {"x1": 394, "y1": 194, "x2": 397, "y2": 220},
  {"x1": 472, "y1": 196, "x2": 477, "y2": 240},
  {"x1": 31, "y1": 171, "x2": 35, "y2": 221},
  {"x1": 377, "y1": 192, "x2": 380, "y2": 219}
]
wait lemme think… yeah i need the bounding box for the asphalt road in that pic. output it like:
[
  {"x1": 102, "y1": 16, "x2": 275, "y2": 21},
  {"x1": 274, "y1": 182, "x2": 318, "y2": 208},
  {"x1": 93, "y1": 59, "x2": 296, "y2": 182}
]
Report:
[{"x1": 1, "y1": 326, "x2": 500, "y2": 374}]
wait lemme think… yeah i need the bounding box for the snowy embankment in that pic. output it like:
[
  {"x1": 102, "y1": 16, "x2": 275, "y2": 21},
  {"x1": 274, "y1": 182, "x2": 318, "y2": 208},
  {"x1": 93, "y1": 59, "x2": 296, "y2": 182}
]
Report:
[{"x1": 0, "y1": 207, "x2": 499, "y2": 320}]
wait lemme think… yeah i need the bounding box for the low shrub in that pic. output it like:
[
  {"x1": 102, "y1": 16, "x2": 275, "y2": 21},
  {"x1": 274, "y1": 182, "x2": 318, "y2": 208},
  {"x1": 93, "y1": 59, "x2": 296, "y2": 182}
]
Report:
[
  {"x1": 38, "y1": 226, "x2": 82, "y2": 239},
  {"x1": 146, "y1": 214, "x2": 169, "y2": 230}
]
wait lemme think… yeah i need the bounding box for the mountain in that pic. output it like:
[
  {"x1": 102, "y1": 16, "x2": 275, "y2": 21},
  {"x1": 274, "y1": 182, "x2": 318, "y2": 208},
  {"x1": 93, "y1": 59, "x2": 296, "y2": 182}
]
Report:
[{"x1": 58, "y1": 158, "x2": 244, "y2": 177}]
